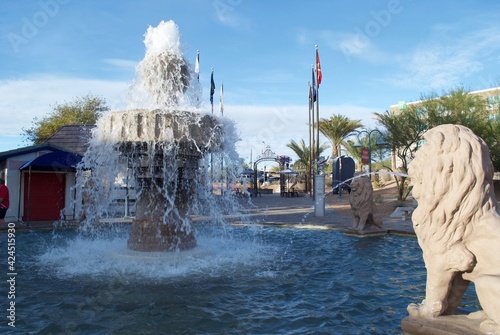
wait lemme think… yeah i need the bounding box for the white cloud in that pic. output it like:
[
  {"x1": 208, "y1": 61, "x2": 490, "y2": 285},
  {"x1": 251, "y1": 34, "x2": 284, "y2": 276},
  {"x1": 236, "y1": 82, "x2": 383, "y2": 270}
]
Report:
[
  {"x1": 225, "y1": 103, "x2": 379, "y2": 162},
  {"x1": 0, "y1": 75, "x2": 129, "y2": 149},
  {"x1": 338, "y1": 32, "x2": 373, "y2": 57},
  {"x1": 0, "y1": 74, "x2": 381, "y2": 162},
  {"x1": 392, "y1": 44, "x2": 483, "y2": 90},
  {"x1": 389, "y1": 26, "x2": 500, "y2": 90},
  {"x1": 102, "y1": 58, "x2": 137, "y2": 72},
  {"x1": 299, "y1": 28, "x2": 386, "y2": 65},
  {"x1": 212, "y1": 0, "x2": 249, "y2": 29}
]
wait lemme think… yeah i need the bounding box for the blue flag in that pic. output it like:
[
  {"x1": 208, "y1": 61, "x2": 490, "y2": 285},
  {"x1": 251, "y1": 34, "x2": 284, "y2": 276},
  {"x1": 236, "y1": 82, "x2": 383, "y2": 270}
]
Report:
[{"x1": 210, "y1": 70, "x2": 215, "y2": 104}]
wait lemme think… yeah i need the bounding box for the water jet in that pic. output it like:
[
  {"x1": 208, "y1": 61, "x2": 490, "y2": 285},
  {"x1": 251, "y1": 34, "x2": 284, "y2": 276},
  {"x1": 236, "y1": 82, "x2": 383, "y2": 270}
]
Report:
[{"x1": 78, "y1": 20, "x2": 227, "y2": 252}]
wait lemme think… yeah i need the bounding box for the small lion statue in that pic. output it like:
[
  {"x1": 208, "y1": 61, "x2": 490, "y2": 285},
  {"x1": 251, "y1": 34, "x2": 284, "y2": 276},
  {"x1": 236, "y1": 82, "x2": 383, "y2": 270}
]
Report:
[
  {"x1": 407, "y1": 124, "x2": 500, "y2": 334},
  {"x1": 349, "y1": 175, "x2": 383, "y2": 230}
]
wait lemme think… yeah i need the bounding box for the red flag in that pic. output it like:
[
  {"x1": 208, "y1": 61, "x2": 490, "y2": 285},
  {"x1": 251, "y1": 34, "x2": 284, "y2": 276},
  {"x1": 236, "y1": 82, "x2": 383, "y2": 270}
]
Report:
[{"x1": 316, "y1": 48, "x2": 322, "y2": 87}]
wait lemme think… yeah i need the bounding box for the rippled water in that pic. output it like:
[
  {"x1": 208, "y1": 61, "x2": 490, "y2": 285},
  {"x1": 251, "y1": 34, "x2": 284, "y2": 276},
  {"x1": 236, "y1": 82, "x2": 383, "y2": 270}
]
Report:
[{"x1": 2, "y1": 226, "x2": 479, "y2": 334}]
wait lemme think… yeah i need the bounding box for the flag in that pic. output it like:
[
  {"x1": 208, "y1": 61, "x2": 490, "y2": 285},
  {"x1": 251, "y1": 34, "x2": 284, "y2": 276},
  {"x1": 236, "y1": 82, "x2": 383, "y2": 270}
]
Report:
[
  {"x1": 316, "y1": 48, "x2": 322, "y2": 87},
  {"x1": 195, "y1": 50, "x2": 200, "y2": 81},
  {"x1": 308, "y1": 82, "x2": 313, "y2": 110},
  {"x1": 220, "y1": 82, "x2": 224, "y2": 115},
  {"x1": 210, "y1": 69, "x2": 215, "y2": 104},
  {"x1": 311, "y1": 67, "x2": 317, "y2": 102}
]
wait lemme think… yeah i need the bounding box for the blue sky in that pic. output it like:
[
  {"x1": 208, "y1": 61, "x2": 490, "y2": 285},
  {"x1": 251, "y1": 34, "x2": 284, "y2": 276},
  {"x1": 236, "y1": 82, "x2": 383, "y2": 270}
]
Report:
[{"x1": 1, "y1": 0, "x2": 499, "y2": 163}]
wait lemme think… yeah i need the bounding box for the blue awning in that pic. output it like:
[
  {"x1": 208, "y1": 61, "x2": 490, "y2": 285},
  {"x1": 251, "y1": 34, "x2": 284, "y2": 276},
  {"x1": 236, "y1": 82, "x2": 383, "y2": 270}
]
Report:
[{"x1": 20, "y1": 151, "x2": 82, "y2": 171}]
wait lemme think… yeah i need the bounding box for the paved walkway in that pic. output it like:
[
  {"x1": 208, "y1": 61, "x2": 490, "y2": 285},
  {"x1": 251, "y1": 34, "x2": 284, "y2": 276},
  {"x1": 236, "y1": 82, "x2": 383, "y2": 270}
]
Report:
[
  {"x1": 230, "y1": 193, "x2": 415, "y2": 236},
  {"x1": 2, "y1": 193, "x2": 415, "y2": 236}
]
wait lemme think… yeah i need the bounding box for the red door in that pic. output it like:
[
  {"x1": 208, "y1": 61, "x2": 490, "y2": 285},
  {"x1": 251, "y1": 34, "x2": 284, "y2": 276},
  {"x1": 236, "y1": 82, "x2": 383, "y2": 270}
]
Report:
[{"x1": 23, "y1": 172, "x2": 66, "y2": 221}]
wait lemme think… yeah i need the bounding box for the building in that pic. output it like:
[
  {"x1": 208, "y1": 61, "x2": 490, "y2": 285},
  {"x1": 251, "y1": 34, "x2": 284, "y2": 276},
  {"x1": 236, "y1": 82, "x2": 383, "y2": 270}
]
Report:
[
  {"x1": 0, "y1": 125, "x2": 93, "y2": 225},
  {"x1": 389, "y1": 86, "x2": 500, "y2": 114}
]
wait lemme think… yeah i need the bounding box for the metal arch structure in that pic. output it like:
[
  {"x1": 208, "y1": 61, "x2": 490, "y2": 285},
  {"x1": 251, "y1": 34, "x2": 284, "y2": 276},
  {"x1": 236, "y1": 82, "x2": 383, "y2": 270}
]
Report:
[{"x1": 252, "y1": 146, "x2": 292, "y2": 196}]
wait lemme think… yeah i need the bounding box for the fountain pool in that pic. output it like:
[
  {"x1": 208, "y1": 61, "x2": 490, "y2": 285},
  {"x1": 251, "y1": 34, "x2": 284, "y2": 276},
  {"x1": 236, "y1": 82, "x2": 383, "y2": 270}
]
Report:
[{"x1": 2, "y1": 225, "x2": 480, "y2": 334}]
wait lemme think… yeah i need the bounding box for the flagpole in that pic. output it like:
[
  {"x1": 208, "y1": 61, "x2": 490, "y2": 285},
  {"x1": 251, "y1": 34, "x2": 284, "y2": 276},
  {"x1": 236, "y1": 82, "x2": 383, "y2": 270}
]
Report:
[
  {"x1": 308, "y1": 81, "x2": 313, "y2": 197},
  {"x1": 220, "y1": 82, "x2": 224, "y2": 116},
  {"x1": 195, "y1": 50, "x2": 200, "y2": 82},
  {"x1": 311, "y1": 64, "x2": 316, "y2": 199},
  {"x1": 219, "y1": 81, "x2": 225, "y2": 194},
  {"x1": 313, "y1": 45, "x2": 326, "y2": 216},
  {"x1": 210, "y1": 68, "x2": 215, "y2": 193},
  {"x1": 315, "y1": 45, "x2": 321, "y2": 167},
  {"x1": 210, "y1": 68, "x2": 215, "y2": 114}
]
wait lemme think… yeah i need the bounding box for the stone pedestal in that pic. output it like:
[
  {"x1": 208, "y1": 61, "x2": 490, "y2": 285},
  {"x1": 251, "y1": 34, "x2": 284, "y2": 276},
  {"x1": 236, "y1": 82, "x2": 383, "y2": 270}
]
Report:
[
  {"x1": 314, "y1": 174, "x2": 325, "y2": 217},
  {"x1": 401, "y1": 315, "x2": 487, "y2": 335},
  {"x1": 127, "y1": 181, "x2": 196, "y2": 251},
  {"x1": 127, "y1": 219, "x2": 196, "y2": 252}
]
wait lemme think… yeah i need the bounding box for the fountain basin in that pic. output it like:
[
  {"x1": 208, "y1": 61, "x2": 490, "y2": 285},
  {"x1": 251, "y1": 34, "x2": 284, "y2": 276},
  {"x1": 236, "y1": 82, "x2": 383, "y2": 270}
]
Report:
[
  {"x1": 96, "y1": 109, "x2": 223, "y2": 151},
  {"x1": 15, "y1": 226, "x2": 480, "y2": 334}
]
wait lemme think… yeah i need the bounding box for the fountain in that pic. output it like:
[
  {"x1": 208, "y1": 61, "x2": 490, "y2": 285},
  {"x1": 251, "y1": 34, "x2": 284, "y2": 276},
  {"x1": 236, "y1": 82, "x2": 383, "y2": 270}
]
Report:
[
  {"x1": 98, "y1": 110, "x2": 223, "y2": 251},
  {"x1": 79, "y1": 20, "x2": 227, "y2": 251},
  {"x1": 2, "y1": 21, "x2": 488, "y2": 335}
]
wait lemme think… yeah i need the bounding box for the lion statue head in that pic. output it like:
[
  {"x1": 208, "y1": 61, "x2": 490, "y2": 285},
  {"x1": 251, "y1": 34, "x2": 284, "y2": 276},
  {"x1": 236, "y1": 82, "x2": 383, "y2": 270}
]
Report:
[
  {"x1": 406, "y1": 124, "x2": 500, "y2": 333},
  {"x1": 349, "y1": 175, "x2": 383, "y2": 230},
  {"x1": 408, "y1": 124, "x2": 497, "y2": 250}
]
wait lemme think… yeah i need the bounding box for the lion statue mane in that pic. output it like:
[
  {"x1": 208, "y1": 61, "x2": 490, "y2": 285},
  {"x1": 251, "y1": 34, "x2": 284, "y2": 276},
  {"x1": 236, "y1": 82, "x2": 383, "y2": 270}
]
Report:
[
  {"x1": 407, "y1": 124, "x2": 500, "y2": 333},
  {"x1": 349, "y1": 175, "x2": 383, "y2": 230}
]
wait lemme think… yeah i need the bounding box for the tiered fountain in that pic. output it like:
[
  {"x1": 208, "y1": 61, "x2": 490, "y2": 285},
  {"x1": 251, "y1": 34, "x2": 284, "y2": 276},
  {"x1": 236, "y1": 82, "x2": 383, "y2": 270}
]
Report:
[{"x1": 82, "y1": 20, "x2": 225, "y2": 251}]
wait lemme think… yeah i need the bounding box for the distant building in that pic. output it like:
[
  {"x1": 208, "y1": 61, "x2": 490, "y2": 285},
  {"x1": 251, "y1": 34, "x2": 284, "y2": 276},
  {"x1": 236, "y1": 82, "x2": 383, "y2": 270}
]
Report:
[
  {"x1": 389, "y1": 86, "x2": 500, "y2": 114},
  {"x1": 0, "y1": 125, "x2": 93, "y2": 225},
  {"x1": 388, "y1": 87, "x2": 500, "y2": 170}
]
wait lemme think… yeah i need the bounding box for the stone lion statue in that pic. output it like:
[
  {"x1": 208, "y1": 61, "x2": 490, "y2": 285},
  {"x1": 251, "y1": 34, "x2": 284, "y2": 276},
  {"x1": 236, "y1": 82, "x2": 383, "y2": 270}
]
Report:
[
  {"x1": 349, "y1": 175, "x2": 383, "y2": 230},
  {"x1": 407, "y1": 124, "x2": 500, "y2": 333}
]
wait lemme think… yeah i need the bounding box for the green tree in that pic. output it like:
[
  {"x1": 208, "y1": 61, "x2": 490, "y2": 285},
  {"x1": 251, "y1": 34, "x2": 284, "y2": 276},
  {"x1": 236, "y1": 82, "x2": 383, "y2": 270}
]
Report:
[
  {"x1": 424, "y1": 87, "x2": 489, "y2": 130},
  {"x1": 374, "y1": 109, "x2": 427, "y2": 201},
  {"x1": 483, "y1": 104, "x2": 500, "y2": 169},
  {"x1": 417, "y1": 86, "x2": 500, "y2": 169},
  {"x1": 343, "y1": 129, "x2": 389, "y2": 172},
  {"x1": 22, "y1": 94, "x2": 109, "y2": 144},
  {"x1": 319, "y1": 114, "x2": 363, "y2": 158},
  {"x1": 287, "y1": 139, "x2": 328, "y2": 193},
  {"x1": 374, "y1": 86, "x2": 500, "y2": 199}
]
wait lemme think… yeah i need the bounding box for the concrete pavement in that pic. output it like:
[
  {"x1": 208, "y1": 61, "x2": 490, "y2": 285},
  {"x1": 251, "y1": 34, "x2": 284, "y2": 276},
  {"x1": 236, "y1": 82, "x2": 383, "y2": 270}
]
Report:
[
  {"x1": 2, "y1": 192, "x2": 415, "y2": 236},
  {"x1": 231, "y1": 193, "x2": 415, "y2": 236}
]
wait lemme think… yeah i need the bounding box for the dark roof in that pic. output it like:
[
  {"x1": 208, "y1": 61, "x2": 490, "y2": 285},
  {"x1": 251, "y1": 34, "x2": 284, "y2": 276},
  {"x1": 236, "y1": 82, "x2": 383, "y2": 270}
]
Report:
[
  {"x1": 44, "y1": 124, "x2": 95, "y2": 155},
  {"x1": 20, "y1": 151, "x2": 82, "y2": 171},
  {"x1": 0, "y1": 143, "x2": 68, "y2": 161}
]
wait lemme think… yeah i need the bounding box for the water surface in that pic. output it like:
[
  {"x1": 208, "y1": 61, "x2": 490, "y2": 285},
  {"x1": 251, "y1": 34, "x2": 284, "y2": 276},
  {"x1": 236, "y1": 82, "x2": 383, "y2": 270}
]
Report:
[{"x1": 1, "y1": 226, "x2": 479, "y2": 334}]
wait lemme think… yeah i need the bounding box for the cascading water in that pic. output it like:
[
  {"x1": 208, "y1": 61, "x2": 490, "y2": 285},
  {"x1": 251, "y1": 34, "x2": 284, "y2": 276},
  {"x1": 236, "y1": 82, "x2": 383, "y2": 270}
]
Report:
[{"x1": 76, "y1": 20, "x2": 239, "y2": 251}]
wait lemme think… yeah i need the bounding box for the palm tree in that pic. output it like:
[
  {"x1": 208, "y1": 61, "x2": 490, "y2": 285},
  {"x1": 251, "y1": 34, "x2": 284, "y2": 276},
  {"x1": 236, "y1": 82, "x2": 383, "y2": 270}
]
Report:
[
  {"x1": 287, "y1": 139, "x2": 328, "y2": 193},
  {"x1": 319, "y1": 114, "x2": 363, "y2": 158}
]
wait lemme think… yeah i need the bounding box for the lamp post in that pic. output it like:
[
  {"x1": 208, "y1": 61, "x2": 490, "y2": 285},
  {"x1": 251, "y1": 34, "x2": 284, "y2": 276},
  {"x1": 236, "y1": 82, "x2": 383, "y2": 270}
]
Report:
[{"x1": 353, "y1": 129, "x2": 387, "y2": 178}]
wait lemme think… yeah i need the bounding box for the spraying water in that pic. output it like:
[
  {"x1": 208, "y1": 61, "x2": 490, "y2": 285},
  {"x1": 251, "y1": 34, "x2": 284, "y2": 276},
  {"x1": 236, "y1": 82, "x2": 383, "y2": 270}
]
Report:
[
  {"x1": 128, "y1": 20, "x2": 200, "y2": 109},
  {"x1": 74, "y1": 20, "x2": 240, "y2": 252},
  {"x1": 331, "y1": 170, "x2": 409, "y2": 194}
]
